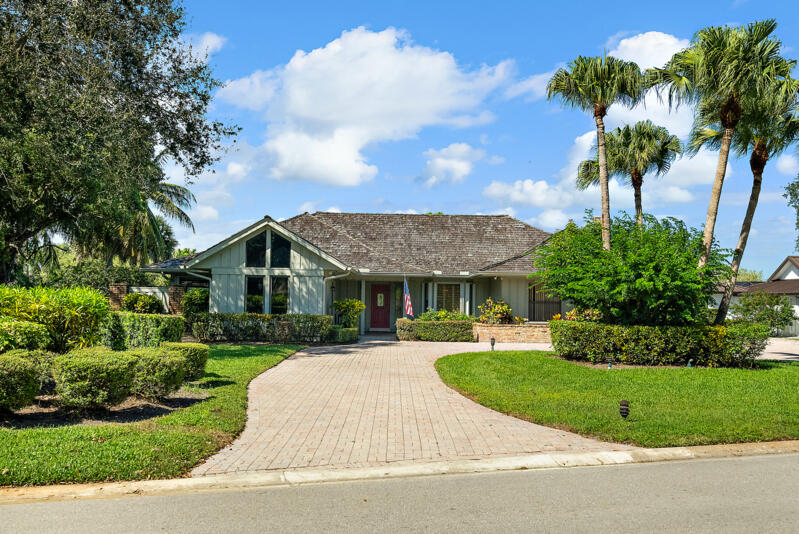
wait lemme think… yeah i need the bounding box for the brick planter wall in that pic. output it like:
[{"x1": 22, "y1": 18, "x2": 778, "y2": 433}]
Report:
[
  {"x1": 473, "y1": 322, "x2": 551, "y2": 343},
  {"x1": 109, "y1": 283, "x2": 128, "y2": 311},
  {"x1": 167, "y1": 285, "x2": 186, "y2": 315}
]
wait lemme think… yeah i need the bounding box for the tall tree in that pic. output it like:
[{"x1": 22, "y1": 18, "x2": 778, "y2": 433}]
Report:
[
  {"x1": 693, "y1": 78, "x2": 799, "y2": 323},
  {"x1": 547, "y1": 55, "x2": 644, "y2": 250},
  {"x1": 0, "y1": 0, "x2": 236, "y2": 282},
  {"x1": 647, "y1": 19, "x2": 793, "y2": 267},
  {"x1": 577, "y1": 120, "x2": 682, "y2": 225}
]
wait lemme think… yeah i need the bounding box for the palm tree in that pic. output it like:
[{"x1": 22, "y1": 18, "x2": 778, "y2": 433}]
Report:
[
  {"x1": 647, "y1": 19, "x2": 793, "y2": 266},
  {"x1": 692, "y1": 78, "x2": 799, "y2": 323},
  {"x1": 548, "y1": 54, "x2": 644, "y2": 250},
  {"x1": 577, "y1": 121, "x2": 682, "y2": 225}
]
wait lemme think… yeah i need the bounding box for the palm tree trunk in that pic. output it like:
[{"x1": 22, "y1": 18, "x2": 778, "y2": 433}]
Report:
[
  {"x1": 631, "y1": 170, "x2": 643, "y2": 226},
  {"x1": 594, "y1": 110, "x2": 611, "y2": 250},
  {"x1": 715, "y1": 145, "x2": 767, "y2": 324}
]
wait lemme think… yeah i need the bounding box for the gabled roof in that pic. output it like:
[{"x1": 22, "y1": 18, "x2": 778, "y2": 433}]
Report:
[
  {"x1": 767, "y1": 256, "x2": 799, "y2": 281},
  {"x1": 280, "y1": 212, "x2": 550, "y2": 275}
]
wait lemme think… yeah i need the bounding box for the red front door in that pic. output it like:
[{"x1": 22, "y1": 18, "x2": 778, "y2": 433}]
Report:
[{"x1": 370, "y1": 284, "x2": 390, "y2": 329}]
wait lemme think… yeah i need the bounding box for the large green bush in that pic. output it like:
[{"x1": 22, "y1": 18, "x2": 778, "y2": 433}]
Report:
[
  {"x1": 0, "y1": 316, "x2": 50, "y2": 352},
  {"x1": 52, "y1": 349, "x2": 138, "y2": 408},
  {"x1": 332, "y1": 298, "x2": 366, "y2": 328},
  {"x1": 191, "y1": 313, "x2": 333, "y2": 343},
  {"x1": 4, "y1": 348, "x2": 58, "y2": 394},
  {"x1": 161, "y1": 341, "x2": 209, "y2": 380},
  {"x1": 326, "y1": 325, "x2": 359, "y2": 344},
  {"x1": 730, "y1": 291, "x2": 797, "y2": 333},
  {"x1": 477, "y1": 297, "x2": 513, "y2": 324},
  {"x1": 129, "y1": 348, "x2": 186, "y2": 399},
  {"x1": 181, "y1": 288, "x2": 209, "y2": 318},
  {"x1": 396, "y1": 318, "x2": 475, "y2": 342},
  {"x1": 549, "y1": 320, "x2": 770, "y2": 368},
  {"x1": 0, "y1": 286, "x2": 110, "y2": 352},
  {"x1": 122, "y1": 292, "x2": 164, "y2": 314},
  {"x1": 534, "y1": 214, "x2": 729, "y2": 326},
  {"x1": 101, "y1": 311, "x2": 185, "y2": 349},
  {"x1": 0, "y1": 354, "x2": 38, "y2": 411}
]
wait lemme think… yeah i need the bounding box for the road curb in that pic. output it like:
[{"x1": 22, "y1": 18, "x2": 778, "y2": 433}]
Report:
[{"x1": 1, "y1": 440, "x2": 798, "y2": 505}]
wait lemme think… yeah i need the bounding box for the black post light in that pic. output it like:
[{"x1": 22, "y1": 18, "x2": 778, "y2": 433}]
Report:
[
  {"x1": 619, "y1": 400, "x2": 630, "y2": 419},
  {"x1": 490, "y1": 337, "x2": 496, "y2": 351}
]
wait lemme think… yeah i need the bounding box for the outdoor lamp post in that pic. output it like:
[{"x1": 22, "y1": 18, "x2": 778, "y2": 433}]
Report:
[
  {"x1": 619, "y1": 400, "x2": 630, "y2": 419},
  {"x1": 490, "y1": 337, "x2": 495, "y2": 351}
]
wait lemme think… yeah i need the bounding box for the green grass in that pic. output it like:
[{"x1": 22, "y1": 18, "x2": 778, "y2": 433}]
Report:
[
  {"x1": 436, "y1": 351, "x2": 799, "y2": 448},
  {"x1": 0, "y1": 344, "x2": 300, "y2": 486}
]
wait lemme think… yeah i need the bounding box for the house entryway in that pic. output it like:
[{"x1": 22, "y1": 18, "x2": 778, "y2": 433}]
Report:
[{"x1": 369, "y1": 283, "x2": 391, "y2": 330}]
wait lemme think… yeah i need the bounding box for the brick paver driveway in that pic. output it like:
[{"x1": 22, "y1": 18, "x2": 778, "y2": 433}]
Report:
[{"x1": 192, "y1": 339, "x2": 632, "y2": 476}]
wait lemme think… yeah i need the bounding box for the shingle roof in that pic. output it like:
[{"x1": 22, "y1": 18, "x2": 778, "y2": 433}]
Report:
[
  {"x1": 142, "y1": 253, "x2": 200, "y2": 272},
  {"x1": 280, "y1": 212, "x2": 550, "y2": 275},
  {"x1": 767, "y1": 256, "x2": 799, "y2": 281},
  {"x1": 742, "y1": 280, "x2": 799, "y2": 295}
]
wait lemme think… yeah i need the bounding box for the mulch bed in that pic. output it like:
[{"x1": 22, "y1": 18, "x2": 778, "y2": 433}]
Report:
[{"x1": 0, "y1": 389, "x2": 208, "y2": 429}]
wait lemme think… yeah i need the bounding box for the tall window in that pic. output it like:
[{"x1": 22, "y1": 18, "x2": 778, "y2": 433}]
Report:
[
  {"x1": 271, "y1": 276, "x2": 289, "y2": 314},
  {"x1": 270, "y1": 233, "x2": 291, "y2": 268},
  {"x1": 245, "y1": 232, "x2": 266, "y2": 268},
  {"x1": 436, "y1": 283, "x2": 460, "y2": 313},
  {"x1": 246, "y1": 276, "x2": 264, "y2": 313}
]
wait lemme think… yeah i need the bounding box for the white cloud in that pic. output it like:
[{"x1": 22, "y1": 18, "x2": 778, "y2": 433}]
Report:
[
  {"x1": 483, "y1": 178, "x2": 575, "y2": 207},
  {"x1": 185, "y1": 32, "x2": 227, "y2": 60},
  {"x1": 476, "y1": 207, "x2": 517, "y2": 216},
  {"x1": 217, "y1": 70, "x2": 278, "y2": 111},
  {"x1": 529, "y1": 209, "x2": 573, "y2": 230},
  {"x1": 190, "y1": 205, "x2": 219, "y2": 222},
  {"x1": 505, "y1": 65, "x2": 561, "y2": 101},
  {"x1": 297, "y1": 201, "x2": 317, "y2": 213},
  {"x1": 422, "y1": 143, "x2": 486, "y2": 187},
  {"x1": 216, "y1": 27, "x2": 512, "y2": 186},
  {"x1": 776, "y1": 154, "x2": 799, "y2": 176},
  {"x1": 609, "y1": 31, "x2": 688, "y2": 69},
  {"x1": 326, "y1": 206, "x2": 342, "y2": 213}
]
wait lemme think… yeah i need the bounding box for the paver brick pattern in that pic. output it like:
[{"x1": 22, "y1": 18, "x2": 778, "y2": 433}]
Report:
[{"x1": 192, "y1": 340, "x2": 633, "y2": 476}]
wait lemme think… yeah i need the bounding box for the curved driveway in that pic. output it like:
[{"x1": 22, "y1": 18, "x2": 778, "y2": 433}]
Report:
[{"x1": 192, "y1": 339, "x2": 632, "y2": 476}]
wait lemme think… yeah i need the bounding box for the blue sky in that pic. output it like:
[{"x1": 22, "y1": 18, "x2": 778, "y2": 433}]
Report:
[{"x1": 172, "y1": 0, "x2": 799, "y2": 276}]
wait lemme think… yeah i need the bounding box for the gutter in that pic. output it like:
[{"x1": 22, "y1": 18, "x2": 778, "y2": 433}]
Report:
[{"x1": 324, "y1": 270, "x2": 353, "y2": 283}]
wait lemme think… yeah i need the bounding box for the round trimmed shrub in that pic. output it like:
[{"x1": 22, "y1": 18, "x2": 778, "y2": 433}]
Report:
[
  {"x1": 130, "y1": 348, "x2": 187, "y2": 399},
  {"x1": 0, "y1": 316, "x2": 50, "y2": 352},
  {"x1": 4, "y1": 349, "x2": 58, "y2": 394},
  {"x1": 160, "y1": 341, "x2": 209, "y2": 380},
  {"x1": 0, "y1": 355, "x2": 38, "y2": 411},
  {"x1": 53, "y1": 348, "x2": 137, "y2": 409}
]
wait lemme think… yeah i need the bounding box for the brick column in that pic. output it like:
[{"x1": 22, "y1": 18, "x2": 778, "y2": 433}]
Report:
[
  {"x1": 167, "y1": 285, "x2": 186, "y2": 315},
  {"x1": 109, "y1": 284, "x2": 128, "y2": 310}
]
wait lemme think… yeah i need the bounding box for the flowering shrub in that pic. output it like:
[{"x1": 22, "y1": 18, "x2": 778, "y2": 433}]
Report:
[
  {"x1": 332, "y1": 298, "x2": 366, "y2": 328},
  {"x1": 477, "y1": 298, "x2": 513, "y2": 324},
  {"x1": 418, "y1": 308, "x2": 474, "y2": 321},
  {"x1": 563, "y1": 308, "x2": 603, "y2": 322}
]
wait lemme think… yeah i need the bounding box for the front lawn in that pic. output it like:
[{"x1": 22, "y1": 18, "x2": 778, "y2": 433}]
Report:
[
  {"x1": 436, "y1": 351, "x2": 799, "y2": 447},
  {"x1": 0, "y1": 344, "x2": 299, "y2": 486}
]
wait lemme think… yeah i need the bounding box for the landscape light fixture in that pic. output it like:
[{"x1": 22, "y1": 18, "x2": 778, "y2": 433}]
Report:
[
  {"x1": 606, "y1": 356, "x2": 613, "y2": 369},
  {"x1": 687, "y1": 359, "x2": 694, "y2": 368},
  {"x1": 490, "y1": 337, "x2": 495, "y2": 351},
  {"x1": 619, "y1": 400, "x2": 630, "y2": 419}
]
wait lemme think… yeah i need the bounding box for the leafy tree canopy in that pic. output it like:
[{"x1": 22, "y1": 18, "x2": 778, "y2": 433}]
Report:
[
  {"x1": 0, "y1": 0, "x2": 237, "y2": 282},
  {"x1": 532, "y1": 213, "x2": 730, "y2": 326},
  {"x1": 730, "y1": 291, "x2": 797, "y2": 333}
]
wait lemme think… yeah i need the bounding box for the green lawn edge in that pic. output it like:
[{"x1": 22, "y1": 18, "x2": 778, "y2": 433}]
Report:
[
  {"x1": 0, "y1": 344, "x2": 301, "y2": 486},
  {"x1": 435, "y1": 350, "x2": 799, "y2": 448}
]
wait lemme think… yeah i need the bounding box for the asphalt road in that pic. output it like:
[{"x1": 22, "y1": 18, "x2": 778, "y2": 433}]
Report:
[{"x1": 2, "y1": 454, "x2": 798, "y2": 533}]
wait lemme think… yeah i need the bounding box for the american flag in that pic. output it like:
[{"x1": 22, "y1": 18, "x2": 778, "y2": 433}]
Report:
[{"x1": 403, "y1": 276, "x2": 414, "y2": 317}]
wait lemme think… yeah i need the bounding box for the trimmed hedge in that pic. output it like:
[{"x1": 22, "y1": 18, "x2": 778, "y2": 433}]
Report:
[
  {"x1": 129, "y1": 348, "x2": 187, "y2": 399},
  {"x1": 182, "y1": 288, "x2": 209, "y2": 319},
  {"x1": 327, "y1": 325, "x2": 359, "y2": 344},
  {"x1": 191, "y1": 313, "x2": 333, "y2": 343},
  {"x1": 0, "y1": 286, "x2": 110, "y2": 352},
  {"x1": 396, "y1": 318, "x2": 475, "y2": 342},
  {"x1": 4, "y1": 349, "x2": 58, "y2": 394},
  {"x1": 0, "y1": 354, "x2": 38, "y2": 411},
  {"x1": 53, "y1": 348, "x2": 138, "y2": 408},
  {"x1": 549, "y1": 320, "x2": 771, "y2": 368},
  {"x1": 161, "y1": 341, "x2": 209, "y2": 380},
  {"x1": 101, "y1": 311, "x2": 185, "y2": 350},
  {"x1": 122, "y1": 292, "x2": 164, "y2": 314},
  {"x1": 0, "y1": 317, "x2": 50, "y2": 353}
]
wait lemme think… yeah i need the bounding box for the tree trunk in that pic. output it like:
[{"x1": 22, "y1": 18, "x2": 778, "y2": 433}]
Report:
[
  {"x1": 0, "y1": 248, "x2": 19, "y2": 284},
  {"x1": 594, "y1": 109, "x2": 611, "y2": 250},
  {"x1": 631, "y1": 170, "x2": 643, "y2": 226},
  {"x1": 715, "y1": 145, "x2": 767, "y2": 324}
]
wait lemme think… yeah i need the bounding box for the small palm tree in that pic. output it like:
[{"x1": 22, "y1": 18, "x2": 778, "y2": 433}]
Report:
[
  {"x1": 577, "y1": 121, "x2": 682, "y2": 226},
  {"x1": 647, "y1": 19, "x2": 793, "y2": 266},
  {"x1": 548, "y1": 54, "x2": 644, "y2": 250},
  {"x1": 693, "y1": 78, "x2": 799, "y2": 323}
]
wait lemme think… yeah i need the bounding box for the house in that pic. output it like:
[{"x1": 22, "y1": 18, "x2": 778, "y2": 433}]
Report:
[
  {"x1": 712, "y1": 255, "x2": 799, "y2": 336},
  {"x1": 144, "y1": 212, "x2": 565, "y2": 334}
]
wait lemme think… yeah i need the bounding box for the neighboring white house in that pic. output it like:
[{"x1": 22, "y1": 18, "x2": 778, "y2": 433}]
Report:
[
  {"x1": 144, "y1": 212, "x2": 566, "y2": 334},
  {"x1": 712, "y1": 256, "x2": 799, "y2": 336}
]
